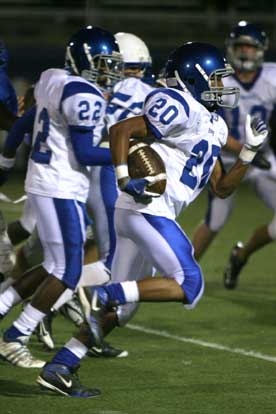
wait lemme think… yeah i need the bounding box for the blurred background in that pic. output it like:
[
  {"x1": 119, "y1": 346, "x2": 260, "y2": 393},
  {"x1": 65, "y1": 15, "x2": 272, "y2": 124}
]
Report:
[
  {"x1": 1, "y1": 0, "x2": 276, "y2": 166},
  {"x1": 2, "y1": 0, "x2": 276, "y2": 83}
]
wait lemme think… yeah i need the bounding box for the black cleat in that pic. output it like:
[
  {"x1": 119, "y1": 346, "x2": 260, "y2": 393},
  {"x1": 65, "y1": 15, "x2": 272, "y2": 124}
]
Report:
[
  {"x1": 224, "y1": 242, "x2": 247, "y2": 290},
  {"x1": 37, "y1": 363, "x2": 101, "y2": 398},
  {"x1": 88, "y1": 340, "x2": 128, "y2": 358}
]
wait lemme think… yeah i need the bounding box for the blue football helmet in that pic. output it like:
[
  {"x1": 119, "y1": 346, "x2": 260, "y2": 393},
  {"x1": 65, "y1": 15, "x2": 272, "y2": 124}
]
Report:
[
  {"x1": 165, "y1": 42, "x2": 239, "y2": 110},
  {"x1": 226, "y1": 21, "x2": 268, "y2": 72},
  {"x1": 65, "y1": 26, "x2": 124, "y2": 91}
]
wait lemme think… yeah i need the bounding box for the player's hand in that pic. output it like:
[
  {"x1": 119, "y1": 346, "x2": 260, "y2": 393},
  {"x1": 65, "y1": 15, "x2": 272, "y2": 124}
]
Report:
[
  {"x1": 239, "y1": 115, "x2": 268, "y2": 164},
  {"x1": 245, "y1": 115, "x2": 268, "y2": 151},
  {"x1": 252, "y1": 151, "x2": 271, "y2": 170},
  {"x1": 118, "y1": 176, "x2": 159, "y2": 202}
]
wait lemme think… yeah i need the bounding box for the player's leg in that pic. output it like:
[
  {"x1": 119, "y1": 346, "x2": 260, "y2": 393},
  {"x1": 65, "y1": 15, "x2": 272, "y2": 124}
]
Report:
[
  {"x1": 224, "y1": 174, "x2": 276, "y2": 288},
  {"x1": 86, "y1": 208, "x2": 205, "y2": 347},
  {"x1": 192, "y1": 190, "x2": 234, "y2": 261},
  {"x1": 1, "y1": 195, "x2": 86, "y2": 367}
]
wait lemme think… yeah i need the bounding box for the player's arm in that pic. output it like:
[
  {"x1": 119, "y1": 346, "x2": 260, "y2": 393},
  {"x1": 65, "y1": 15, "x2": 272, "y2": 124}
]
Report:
[
  {"x1": 69, "y1": 126, "x2": 112, "y2": 166},
  {"x1": 109, "y1": 115, "x2": 158, "y2": 199},
  {"x1": 109, "y1": 115, "x2": 148, "y2": 170},
  {"x1": 0, "y1": 106, "x2": 36, "y2": 185},
  {"x1": 210, "y1": 115, "x2": 268, "y2": 198}
]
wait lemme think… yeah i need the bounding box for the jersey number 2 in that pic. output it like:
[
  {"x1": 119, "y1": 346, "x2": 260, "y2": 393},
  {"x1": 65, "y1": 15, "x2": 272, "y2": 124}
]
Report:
[{"x1": 31, "y1": 108, "x2": 52, "y2": 164}]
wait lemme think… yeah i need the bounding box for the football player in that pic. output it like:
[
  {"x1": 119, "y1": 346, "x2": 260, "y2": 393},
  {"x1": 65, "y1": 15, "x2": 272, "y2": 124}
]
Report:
[
  {"x1": 0, "y1": 26, "x2": 123, "y2": 390},
  {"x1": 191, "y1": 21, "x2": 276, "y2": 289},
  {"x1": 0, "y1": 40, "x2": 19, "y2": 282},
  {"x1": 36, "y1": 42, "x2": 267, "y2": 397}
]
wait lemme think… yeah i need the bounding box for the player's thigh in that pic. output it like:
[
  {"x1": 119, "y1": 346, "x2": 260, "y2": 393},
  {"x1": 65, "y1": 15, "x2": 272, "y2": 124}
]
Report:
[{"x1": 27, "y1": 194, "x2": 86, "y2": 289}]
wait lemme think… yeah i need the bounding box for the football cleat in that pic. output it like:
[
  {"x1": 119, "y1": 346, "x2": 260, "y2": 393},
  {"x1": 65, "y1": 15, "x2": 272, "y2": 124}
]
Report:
[
  {"x1": 59, "y1": 294, "x2": 85, "y2": 327},
  {"x1": 35, "y1": 312, "x2": 55, "y2": 350},
  {"x1": 0, "y1": 337, "x2": 46, "y2": 368},
  {"x1": 0, "y1": 210, "x2": 16, "y2": 275},
  {"x1": 224, "y1": 241, "x2": 247, "y2": 289},
  {"x1": 37, "y1": 363, "x2": 101, "y2": 398},
  {"x1": 88, "y1": 340, "x2": 128, "y2": 358}
]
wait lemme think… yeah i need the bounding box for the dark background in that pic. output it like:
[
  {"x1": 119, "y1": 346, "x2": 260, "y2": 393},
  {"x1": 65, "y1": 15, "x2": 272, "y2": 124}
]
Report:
[{"x1": 2, "y1": 0, "x2": 276, "y2": 83}]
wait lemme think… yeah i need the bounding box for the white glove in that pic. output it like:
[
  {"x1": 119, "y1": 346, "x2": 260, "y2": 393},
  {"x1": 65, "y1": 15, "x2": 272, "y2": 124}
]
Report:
[{"x1": 239, "y1": 114, "x2": 268, "y2": 164}]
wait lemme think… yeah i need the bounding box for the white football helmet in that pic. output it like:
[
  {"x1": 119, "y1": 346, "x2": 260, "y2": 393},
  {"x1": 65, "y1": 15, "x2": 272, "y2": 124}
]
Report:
[{"x1": 114, "y1": 32, "x2": 152, "y2": 76}]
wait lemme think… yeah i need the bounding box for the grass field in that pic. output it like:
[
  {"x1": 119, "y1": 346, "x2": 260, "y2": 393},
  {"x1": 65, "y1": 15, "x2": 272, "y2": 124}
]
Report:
[{"x1": 0, "y1": 174, "x2": 276, "y2": 414}]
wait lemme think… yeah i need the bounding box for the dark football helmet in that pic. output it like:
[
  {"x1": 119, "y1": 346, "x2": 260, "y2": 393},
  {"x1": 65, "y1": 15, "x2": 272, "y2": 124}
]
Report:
[
  {"x1": 65, "y1": 26, "x2": 124, "y2": 91},
  {"x1": 226, "y1": 21, "x2": 268, "y2": 72},
  {"x1": 165, "y1": 42, "x2": 239, "y2": 110}
]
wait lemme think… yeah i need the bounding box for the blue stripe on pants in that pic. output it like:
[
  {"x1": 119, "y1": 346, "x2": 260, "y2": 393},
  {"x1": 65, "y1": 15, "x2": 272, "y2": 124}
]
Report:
[{"x1": 53, "y1": 198, "x2": 85, "y2": 289}]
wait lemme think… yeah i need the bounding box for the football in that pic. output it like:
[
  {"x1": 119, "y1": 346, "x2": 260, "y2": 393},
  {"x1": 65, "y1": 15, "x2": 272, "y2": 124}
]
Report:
[{"x1": 128, "y1": 140, "x2": 167, "y2": 195}]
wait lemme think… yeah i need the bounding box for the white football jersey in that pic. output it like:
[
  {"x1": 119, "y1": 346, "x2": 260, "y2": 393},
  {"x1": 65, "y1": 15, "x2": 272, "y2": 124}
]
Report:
[
  {"x1": 117, "y1": 87, "x2": 228, "y2": 219},
  {"x1": 25, "y1": 69, "x2": 106, "y2": 202},
  {"x1": 105, "y1": 77, "x2": 154, "y2": 129},
  {"x1": 221, "y1": 62, "x2": 276, "y2": 164}
]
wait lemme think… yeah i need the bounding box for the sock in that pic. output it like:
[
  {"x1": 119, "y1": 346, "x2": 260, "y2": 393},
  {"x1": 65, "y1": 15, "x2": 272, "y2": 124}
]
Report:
[
  {"x1": 0, "y1": 286, "x2": 22, "y2": 317},
  {"x1": 4, "y1": 325, "x2": 29, "y2": 343},
  {"x1": 12, "y1": 303, "x2": 46, "y2": 337},
  {"x1": 103, "y1": 281, "x2": 139, "y2": 305},
  {"x1": 52, "y1": 338, "x2": 88, "y2": 368},
  {"x1": 51, "y1": 288, "x2": 74, "y2": 312},
  {"x1": 121, "y1": 281, "x2": 140, "y2": 302}
]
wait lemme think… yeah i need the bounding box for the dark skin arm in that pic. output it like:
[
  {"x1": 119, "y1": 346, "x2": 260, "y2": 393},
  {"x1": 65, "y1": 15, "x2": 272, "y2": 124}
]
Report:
[
  {"x1": 109, "y1": 115, "x2": 149, "y2": 184},
  {"x1": 209, "y1": 156, "x2": 248, "y2": 198}
]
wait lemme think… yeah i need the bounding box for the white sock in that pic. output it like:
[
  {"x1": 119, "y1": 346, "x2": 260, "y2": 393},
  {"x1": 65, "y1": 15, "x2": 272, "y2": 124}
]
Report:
[
  {"x1": 0, "y1": 286, "x2": 22, "y2": 316},
  {"x1": 121, "y1": 281, "x2": 140, "y2": 302},
  {"x1": 0, "y1": 277, "x2": 14, "y2": 294},
  {"x1": 65, "y1": 337, "x2": 88, "y2": 359},
  {"x1": 13, "y1": 303, "x2": 46, "y2": 336},
  {"x1": 51, "y1": 288, "x2": 74, "y2": 312}
]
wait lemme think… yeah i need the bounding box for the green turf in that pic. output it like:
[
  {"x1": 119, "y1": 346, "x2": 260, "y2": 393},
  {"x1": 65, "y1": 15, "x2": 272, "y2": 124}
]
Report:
[{"x1": 0, "y1": 174, "x2": 276, "y2": 413}]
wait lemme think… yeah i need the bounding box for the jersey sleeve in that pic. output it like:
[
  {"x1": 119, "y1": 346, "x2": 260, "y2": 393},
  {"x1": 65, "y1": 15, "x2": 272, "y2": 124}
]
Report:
[
  {"x1": 60, "y1": 81, "x2": 105, "y2": 129},
  {"x1": 143, "y1": 88, "x2": 190, "y2": 140}
]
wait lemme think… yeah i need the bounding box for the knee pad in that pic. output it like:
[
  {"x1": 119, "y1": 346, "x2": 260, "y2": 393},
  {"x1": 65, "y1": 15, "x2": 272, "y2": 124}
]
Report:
[
  {"x1": 268, "y1": 214, "x2": 276, "y2": 240},
  {"x1": 116, "y1": 303, "x2": 140, "y2": 326}
]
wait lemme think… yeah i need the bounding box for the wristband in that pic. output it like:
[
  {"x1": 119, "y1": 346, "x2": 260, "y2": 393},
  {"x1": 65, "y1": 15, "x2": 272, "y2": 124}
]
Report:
[
  {"x1": 0, "y1": 154, "x2": 15, "y2": 169},
  {"x1": 115, "y1": 164, "x2": 129, "y2": 180},
  {"x1": 239, "y1": 146, "x2": 256, "y2": 164}
]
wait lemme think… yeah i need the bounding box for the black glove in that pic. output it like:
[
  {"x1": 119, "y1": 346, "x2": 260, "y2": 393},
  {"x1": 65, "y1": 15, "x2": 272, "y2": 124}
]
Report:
[{"x1": 251, "y1": 151, "x2": 271, "y2": 170}]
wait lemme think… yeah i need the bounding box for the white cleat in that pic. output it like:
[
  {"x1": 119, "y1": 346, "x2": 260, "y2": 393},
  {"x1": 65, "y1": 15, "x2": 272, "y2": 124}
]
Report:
[
  {"x1": 0, "y1": 211, "x2": 16, "y2": 275},
  {"x1": 0, "y1": 337, "x2": 46, "y2": 368}
]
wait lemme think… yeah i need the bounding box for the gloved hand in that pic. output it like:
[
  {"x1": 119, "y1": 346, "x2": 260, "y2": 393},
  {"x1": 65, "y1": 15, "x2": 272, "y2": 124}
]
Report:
[
  {"x1": 239, "y1": 115, "x2": 268, "y2": 163},
  {"x1": 252, "y1": 151, "x2": 271, "y2": 170},
  {"x1": 119, "y1": 176, "x2": 160, "y2": 203}
]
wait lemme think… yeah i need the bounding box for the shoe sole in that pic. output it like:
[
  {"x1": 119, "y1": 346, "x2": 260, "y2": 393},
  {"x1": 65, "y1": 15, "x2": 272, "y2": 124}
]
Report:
[{"x1": 36, "y1": 375, "x2": 101, "y2": 398}]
